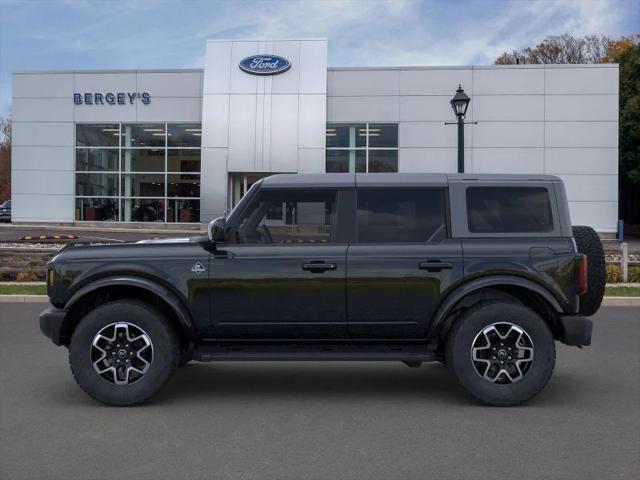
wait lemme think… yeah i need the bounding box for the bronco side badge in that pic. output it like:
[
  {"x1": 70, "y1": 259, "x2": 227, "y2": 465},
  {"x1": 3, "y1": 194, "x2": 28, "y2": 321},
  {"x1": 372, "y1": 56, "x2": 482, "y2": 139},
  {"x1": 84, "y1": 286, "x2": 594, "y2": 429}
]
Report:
[{"x1": 191, "y1": 261, "x2": 206, "y2": 276}]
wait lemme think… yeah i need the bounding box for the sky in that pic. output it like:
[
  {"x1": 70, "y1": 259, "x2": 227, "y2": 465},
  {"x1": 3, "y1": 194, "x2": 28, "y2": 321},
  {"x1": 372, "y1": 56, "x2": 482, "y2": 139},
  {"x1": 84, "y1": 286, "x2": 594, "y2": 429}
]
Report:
[{"x1": 0, "y1": 0, "x2": 638, "y2": 116}]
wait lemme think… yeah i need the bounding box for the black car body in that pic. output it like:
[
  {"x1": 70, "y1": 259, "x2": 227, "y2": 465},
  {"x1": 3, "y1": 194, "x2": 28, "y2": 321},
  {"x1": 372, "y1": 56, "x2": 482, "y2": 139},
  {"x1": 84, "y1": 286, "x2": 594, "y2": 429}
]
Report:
[
  {"x1": 0, "y1": 199, "x2": 10, "y2": 222},
  {"x1": 40, "y1": 173, "x2": 604, "y2": 406}
]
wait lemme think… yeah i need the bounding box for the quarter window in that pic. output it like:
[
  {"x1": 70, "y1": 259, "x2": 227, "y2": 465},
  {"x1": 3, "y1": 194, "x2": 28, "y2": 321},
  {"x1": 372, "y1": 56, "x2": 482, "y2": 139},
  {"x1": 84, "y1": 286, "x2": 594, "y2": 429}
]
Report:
[
  {"x1": 356, "y1": 188, "x2": 446, "y2": 243},
  {"x1": 234, "y1": 190, "x2": 336, "y2": 245},
  {"x1": 466, "y1": 187, "x2": 553, "y2": 233},
  {"x1": 326, "y1": 123, "x2": 398, "y2": 173}
]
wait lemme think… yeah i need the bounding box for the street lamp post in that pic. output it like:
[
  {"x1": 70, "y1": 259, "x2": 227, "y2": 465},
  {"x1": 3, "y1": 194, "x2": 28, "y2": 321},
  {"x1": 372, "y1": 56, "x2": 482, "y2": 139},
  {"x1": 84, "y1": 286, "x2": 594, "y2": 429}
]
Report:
[{"x1": 447, "y1": 85, "x2": 472, "y2": 173}]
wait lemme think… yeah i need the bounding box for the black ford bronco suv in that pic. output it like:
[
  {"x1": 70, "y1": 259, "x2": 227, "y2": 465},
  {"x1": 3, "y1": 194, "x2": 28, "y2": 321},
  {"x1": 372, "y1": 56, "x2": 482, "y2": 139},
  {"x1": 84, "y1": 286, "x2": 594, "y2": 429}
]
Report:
[{"x1": 40, "y1": 173, "x2": 605, "y2": 406}]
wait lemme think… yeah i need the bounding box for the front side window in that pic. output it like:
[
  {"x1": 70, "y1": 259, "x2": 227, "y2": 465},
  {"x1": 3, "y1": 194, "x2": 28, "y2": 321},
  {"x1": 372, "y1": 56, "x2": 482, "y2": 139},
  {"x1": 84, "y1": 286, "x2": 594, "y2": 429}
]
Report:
[
  {"x1": 326, "y1": 123, "x2": 398, "y2": 173},
  {"x1": 356, "y1": 188, "x2": 446, "y2": 243},
  {"x1": 234, "y1": 190, "x2": 336, "y2": 245},
  {"x1": 466, "y1": 187, "x2": 553, "y2": 233},
  {"x1": 74, "y1": 123, "x2": 202, "y2": 222}
]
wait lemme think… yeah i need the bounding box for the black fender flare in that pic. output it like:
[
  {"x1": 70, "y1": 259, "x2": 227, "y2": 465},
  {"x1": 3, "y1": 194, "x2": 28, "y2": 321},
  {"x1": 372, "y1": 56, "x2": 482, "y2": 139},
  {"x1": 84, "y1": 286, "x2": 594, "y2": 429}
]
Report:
[
  {"x1": 428, "y1": 275, "x2": 563, "y2": 338},
  {"x1": 64, "y1": 276, "x2": 195, "y2": 338}
]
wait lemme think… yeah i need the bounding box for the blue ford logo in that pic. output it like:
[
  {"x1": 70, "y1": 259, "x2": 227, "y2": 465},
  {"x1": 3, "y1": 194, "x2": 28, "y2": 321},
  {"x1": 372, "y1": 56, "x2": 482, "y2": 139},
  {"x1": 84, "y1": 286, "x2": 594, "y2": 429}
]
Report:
[{"x1": 239, "y1": 55, "x2": 291, "y2": 75}]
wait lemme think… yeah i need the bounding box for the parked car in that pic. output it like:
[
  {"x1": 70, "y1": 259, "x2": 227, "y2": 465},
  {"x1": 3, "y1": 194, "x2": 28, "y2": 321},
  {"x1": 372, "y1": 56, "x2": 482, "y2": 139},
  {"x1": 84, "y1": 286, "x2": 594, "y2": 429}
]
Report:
[
  {"x1": 0, "y1": 199, "x2": 10, "y2": 222},
  {"x1": 39, "y1": 173, "x2": 605, "y2": 406}
]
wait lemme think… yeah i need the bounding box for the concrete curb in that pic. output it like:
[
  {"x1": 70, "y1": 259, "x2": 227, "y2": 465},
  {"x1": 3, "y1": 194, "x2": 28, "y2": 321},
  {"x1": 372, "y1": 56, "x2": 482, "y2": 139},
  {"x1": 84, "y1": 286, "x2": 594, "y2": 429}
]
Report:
[
  {"x1": 0, "y1": 295, "x2": 50, "y2": 303},
  {"x1": 601, "y1": 297, "x2": 640, "y2": 307},
  {"x1": 2, "y1": 295, "x2": 639, "y2": 306}
]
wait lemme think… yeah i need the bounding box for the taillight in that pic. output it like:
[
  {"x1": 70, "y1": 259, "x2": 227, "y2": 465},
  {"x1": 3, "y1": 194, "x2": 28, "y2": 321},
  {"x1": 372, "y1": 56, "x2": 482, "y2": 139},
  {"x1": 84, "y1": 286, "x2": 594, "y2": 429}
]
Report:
[{"x1": 578, "y1": 255, "x2": 588, "y2": 295}]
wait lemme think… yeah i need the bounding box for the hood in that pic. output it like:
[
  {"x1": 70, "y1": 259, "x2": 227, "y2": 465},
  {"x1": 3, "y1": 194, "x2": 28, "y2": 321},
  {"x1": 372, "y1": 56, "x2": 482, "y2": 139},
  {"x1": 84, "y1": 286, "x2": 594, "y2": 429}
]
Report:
[{"x1": 136, "y1": 237, "x2": 191, "y2": 244}]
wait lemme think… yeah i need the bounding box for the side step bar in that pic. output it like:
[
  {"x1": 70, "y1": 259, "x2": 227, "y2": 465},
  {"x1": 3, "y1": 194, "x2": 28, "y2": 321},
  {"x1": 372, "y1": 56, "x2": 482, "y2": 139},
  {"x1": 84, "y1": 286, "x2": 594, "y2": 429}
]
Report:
[{"x1": 193, "y1": 342, "x2": 438, "y2": 362}]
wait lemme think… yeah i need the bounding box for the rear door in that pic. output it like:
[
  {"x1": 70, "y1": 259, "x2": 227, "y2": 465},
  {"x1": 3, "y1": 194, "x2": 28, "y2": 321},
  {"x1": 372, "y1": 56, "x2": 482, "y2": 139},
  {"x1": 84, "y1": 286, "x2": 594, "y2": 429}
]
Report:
[{"x1": 346, "y1": 187, "x2": 463, "y2": 338}]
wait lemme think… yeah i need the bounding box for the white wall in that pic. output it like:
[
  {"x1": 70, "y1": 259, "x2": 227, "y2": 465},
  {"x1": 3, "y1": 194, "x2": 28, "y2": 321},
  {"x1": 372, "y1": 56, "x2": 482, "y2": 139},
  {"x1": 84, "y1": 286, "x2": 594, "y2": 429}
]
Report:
[
  {"x1": 328, "y1": 64, "x2": 619, "y2": 233},
  {"x1": 200, "y1": 39, "x2": 328, "y2": 220},
  {"x1": 11, "y1": 69, "x2": 203, "y2": 222}
]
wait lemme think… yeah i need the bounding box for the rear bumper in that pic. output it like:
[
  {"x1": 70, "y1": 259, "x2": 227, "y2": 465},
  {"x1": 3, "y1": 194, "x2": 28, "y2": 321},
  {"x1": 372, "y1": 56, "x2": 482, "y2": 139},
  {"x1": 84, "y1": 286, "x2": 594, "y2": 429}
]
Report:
[
  {"x1": 559, "y1": 315, "x2": 593, "y2": 346},
  {"x1": 39, "y1": 307, "x2": 68, "y2": 346}
]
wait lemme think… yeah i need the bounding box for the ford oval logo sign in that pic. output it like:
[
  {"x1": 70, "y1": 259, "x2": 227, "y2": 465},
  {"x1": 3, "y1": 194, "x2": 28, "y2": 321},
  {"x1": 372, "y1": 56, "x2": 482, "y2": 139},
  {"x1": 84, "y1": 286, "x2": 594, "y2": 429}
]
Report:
[{"x1": 239, "y1": 55, "x2": 291, "y2": 75}]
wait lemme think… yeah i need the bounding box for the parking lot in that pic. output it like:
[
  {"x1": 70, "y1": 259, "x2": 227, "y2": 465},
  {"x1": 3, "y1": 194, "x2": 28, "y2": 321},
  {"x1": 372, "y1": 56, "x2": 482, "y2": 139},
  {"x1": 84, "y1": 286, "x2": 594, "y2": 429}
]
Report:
[{"x1": 1, "y1": 303, "x2": 638, "y2": 480}]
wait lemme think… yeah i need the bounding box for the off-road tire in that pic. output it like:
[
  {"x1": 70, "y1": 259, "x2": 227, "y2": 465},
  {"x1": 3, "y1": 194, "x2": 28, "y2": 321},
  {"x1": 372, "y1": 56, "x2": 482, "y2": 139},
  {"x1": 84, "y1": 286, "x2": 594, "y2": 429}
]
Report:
[
  {"x1": 69, "y1": 300, "x2": 179, "y2": 406},
  {"x1": 572, "y1": 225, "x2": 606, "y2": 316},
  {"x1": 446, "y1": 302, "x2": 555, "y2": 406}
]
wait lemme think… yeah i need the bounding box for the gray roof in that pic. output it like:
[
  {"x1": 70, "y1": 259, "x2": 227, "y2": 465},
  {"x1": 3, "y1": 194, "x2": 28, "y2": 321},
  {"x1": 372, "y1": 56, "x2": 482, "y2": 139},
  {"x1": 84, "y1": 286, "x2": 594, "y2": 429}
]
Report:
[{"x1": 260, "y1": 173, "x2": 560, "y2": 188}]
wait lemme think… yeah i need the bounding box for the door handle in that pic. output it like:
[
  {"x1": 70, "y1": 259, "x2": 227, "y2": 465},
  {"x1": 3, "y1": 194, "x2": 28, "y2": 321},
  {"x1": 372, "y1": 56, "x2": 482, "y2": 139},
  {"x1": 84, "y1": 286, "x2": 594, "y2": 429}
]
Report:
[
  {"x1": 302, "y1": 262, "x2": 337, "y2": 273},
  {"x1": 418, "y1": 261, "x2": 453, "y2": 272}
]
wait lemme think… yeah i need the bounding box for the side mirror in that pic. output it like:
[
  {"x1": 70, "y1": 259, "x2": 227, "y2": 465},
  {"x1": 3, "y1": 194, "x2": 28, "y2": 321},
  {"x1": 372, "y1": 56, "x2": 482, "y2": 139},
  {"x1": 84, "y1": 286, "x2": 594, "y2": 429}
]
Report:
[{"x1": 208, "y1": 217, "x2": 227, "y2": 243}]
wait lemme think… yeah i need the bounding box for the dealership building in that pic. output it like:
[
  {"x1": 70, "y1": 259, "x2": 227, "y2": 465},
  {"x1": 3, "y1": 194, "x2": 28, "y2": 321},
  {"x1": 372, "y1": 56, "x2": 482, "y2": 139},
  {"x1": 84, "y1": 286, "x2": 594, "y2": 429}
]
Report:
[{"x1": 11, "y1": 39, "x2": 619, "y2": 232}]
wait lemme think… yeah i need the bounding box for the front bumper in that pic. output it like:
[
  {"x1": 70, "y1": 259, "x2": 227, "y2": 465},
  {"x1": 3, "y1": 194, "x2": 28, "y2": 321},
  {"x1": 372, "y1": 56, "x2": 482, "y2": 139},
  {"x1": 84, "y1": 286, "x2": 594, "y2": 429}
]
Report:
[
  {"x1": 39, "y1": 307, "x2": 68, "y2": 346},
  {"x1": 559, "y1": 315, "x2": 593, "y2": 346}
]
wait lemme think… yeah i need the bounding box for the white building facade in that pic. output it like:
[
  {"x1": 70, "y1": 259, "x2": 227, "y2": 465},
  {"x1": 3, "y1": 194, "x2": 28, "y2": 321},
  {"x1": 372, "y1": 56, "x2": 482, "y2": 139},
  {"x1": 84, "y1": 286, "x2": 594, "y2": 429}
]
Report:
[{"x1": 11, "y1": 39, "x2": 619, "y2": 232}]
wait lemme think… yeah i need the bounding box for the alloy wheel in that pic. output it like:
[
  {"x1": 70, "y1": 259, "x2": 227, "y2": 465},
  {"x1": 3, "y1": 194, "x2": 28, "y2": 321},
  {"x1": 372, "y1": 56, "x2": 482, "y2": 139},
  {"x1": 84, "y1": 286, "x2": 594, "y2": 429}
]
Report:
[
  {"x1": 91, "y1": 322, "x2": 154, "y2": 385},
  {"x1": 470, "y1": 322, "x2": 534, "y2": 384}
]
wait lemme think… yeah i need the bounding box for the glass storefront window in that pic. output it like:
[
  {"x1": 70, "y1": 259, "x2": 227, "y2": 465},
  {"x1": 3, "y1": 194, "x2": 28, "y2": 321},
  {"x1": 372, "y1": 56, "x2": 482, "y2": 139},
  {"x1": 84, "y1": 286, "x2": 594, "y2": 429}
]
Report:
[
  {"x1": 76, "y1": 198, "x2": 119, "y2": 221},
  {"x1": 167, "y1": 174, "x2": 200, "y2": 197},
  {"x1": 368, "y1": 150, "x2": 398, "y2": 172},
  {"x1": 121, "y1": 174, "x2": 165, "y2": 197},
  {"x1": 167, "y1": 199, "x2": 200, "y2": 223},
  {"x1": 168, "y1": 124, "x2": 202, "y2": 147},
  {"x1": 75, "y1": 149, "x2": 118, "y2": 171},
  {"x1": 76, "y1": 173, "x2": 119, "y2": 197},
  {"x1": 368, "y1": 124, "x2": 398, "y2": 148},
  {"x1": 121, "y1": 198, "x2": 165, "y2": 222},
  {"x1": 121, "y1": 124, "x2": 165, "y2": 147},
  {"x1": 167, "y1": 149, "x2": 200, "y2": 172},
  {"x1": 76, "y1": 124, "x2": 120, "y2": 147},
  {"x1": 75, "y1": 123, "x2": 201, "y2": 223},
  {"x1": 121, "y1": 149, "x2": 165, "y2": 172},
  {"x1": 326, "y1": 123, "x2": 366, "y2": 148},
  {"x1": 326, "y1": 122, "x2": 398, "y2": 173},
  {"x1": 326, "y1": 150, "x2": 366, "y2": 173}
]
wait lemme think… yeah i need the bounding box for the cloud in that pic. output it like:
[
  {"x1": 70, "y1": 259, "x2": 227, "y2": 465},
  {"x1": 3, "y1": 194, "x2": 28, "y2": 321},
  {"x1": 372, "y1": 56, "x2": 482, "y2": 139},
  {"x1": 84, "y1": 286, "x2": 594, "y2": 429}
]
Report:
[{"x1": 0, "y1": 0, "x2": 636, "y2": 115}]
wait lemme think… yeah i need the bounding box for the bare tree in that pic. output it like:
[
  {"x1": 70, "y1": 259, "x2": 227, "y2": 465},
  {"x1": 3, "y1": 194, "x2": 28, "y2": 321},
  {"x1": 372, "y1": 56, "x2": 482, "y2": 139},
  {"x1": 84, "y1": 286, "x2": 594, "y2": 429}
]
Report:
[{"x1": 495, "y1": 34, "x2": 610, "y2": 64}]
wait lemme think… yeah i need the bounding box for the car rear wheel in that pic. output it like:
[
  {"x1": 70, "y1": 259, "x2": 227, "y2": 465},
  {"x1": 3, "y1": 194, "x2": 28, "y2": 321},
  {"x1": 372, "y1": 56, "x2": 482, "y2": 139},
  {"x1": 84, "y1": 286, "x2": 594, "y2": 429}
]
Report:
[
  {"x1": 69, "y1": 300, "x2": 179, "y2": 406},
  {"x1": 446, "y1": 302, "x2": 555, "y2": 406}
]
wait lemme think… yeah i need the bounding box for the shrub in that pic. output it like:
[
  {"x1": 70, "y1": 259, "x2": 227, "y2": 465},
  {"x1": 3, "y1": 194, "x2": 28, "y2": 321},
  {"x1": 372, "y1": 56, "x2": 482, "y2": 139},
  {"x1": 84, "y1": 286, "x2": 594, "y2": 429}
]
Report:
[
  {"x1": 606, "y1": 264, "x2": 640, "y2": 283},
  {"x1": 15, "y1": 269, "x2": 40, "y2": 282},
  {"x1": 606, "y1": 264, "x2": 622, "y2": 283},
  {"x1": 629, "y1": 266, "x2": 640, "y2": 283}
]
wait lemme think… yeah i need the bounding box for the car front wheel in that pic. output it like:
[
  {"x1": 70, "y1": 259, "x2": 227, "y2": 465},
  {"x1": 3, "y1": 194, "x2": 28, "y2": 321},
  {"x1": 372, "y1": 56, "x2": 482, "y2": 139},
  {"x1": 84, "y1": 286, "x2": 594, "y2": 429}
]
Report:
[
  {"x1": 69, "y1": 300, "x2": 179, "y2": 406},
  {"x1": 446, "y1": 302, "x2": 556, "y2": 406}
]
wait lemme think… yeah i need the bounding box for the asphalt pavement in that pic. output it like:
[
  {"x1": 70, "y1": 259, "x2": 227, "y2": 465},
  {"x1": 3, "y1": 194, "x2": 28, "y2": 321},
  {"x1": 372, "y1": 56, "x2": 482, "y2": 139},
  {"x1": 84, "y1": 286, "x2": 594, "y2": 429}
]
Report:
[{"x1": 1, "y1": 304, "x2": 638, "y2": 480}]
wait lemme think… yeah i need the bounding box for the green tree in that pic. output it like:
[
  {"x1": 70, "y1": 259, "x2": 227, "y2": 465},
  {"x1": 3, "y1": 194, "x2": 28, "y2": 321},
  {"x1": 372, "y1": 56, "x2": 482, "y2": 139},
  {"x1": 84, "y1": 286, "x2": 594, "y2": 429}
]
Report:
[{"x1": 495, "y1": 34, "x2": 640, "y2": 225}]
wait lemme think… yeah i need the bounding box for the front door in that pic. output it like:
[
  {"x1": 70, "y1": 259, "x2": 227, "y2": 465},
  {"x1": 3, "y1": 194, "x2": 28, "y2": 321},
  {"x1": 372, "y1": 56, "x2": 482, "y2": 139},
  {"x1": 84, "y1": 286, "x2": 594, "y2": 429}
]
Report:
[
  {"x1": 208, "y1": 188, "x2": 347, "y2": 339},
  {"x1": 347, "y1": 187, "x2": 464, "y2": 338}
]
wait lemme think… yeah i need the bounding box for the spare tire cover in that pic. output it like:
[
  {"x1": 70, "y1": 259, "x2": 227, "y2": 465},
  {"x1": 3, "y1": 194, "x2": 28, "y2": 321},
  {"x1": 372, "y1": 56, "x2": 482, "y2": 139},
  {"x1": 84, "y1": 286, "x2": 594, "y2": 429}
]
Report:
[{"x1": 572, "y1": 225, "x2": 606, "y2": 316}]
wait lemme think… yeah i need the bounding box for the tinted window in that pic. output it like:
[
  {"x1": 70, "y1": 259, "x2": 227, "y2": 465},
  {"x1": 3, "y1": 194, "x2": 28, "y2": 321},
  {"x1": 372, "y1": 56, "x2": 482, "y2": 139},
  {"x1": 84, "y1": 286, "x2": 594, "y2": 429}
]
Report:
[
  {"x1": 356, "y1": 189, "x2": 446, "y2": 243},
  {"x1": 235, "y1": 190, "x2": 336, "y2": 245},
  {"x1": 466, "y1": 187, "x2": 553, "y2": 233}
]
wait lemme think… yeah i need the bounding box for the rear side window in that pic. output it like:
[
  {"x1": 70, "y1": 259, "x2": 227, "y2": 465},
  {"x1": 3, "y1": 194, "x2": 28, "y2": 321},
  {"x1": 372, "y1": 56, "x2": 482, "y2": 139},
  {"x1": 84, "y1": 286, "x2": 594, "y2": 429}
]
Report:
[
  {"x1": 356, "y1": 188, "x2": 446, "y2": 243},
  {"x1": 466, "y1": 187, "x2": 553, "y2": 233}
]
